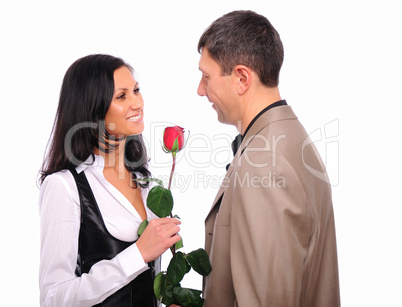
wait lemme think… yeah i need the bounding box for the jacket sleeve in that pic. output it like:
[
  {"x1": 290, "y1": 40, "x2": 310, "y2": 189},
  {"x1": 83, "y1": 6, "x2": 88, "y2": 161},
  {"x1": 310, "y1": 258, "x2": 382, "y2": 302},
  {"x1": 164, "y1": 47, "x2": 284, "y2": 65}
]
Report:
[{"x1": 229, "y1": 151, "x2": 312, "y2": 306}]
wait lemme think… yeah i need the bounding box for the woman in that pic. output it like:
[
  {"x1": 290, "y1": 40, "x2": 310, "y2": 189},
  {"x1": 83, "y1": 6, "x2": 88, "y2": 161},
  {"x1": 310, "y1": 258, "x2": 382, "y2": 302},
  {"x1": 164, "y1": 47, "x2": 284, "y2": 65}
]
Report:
[{"x1": 39, "y1": 54, "x2": 181, "y2": 306}]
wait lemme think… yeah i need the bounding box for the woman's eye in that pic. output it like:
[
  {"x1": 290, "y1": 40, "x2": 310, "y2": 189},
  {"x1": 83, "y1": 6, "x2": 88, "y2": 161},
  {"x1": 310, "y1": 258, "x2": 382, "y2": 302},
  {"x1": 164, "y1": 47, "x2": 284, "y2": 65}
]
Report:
[
  {"x1": 134, "y1": 87, "x2": 141, "y2": 94},
  {"x1": 117, "y1": 93, "x2": 126, "y2": 99}
]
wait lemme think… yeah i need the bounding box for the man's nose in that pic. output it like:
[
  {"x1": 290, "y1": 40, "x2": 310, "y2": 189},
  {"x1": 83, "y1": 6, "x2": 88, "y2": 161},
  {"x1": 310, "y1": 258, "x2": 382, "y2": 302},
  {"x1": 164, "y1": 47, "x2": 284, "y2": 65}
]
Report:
[{"x1": 197, "y1": 78, "x2": 206, "y2": 96}]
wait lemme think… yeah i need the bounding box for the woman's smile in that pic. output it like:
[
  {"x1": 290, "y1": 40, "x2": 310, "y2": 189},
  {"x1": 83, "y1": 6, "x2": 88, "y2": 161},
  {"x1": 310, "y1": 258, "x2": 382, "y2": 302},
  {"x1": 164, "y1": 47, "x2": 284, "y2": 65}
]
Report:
[{"x1": 127, "y1": 111, "x2": 143, "y2": 122}]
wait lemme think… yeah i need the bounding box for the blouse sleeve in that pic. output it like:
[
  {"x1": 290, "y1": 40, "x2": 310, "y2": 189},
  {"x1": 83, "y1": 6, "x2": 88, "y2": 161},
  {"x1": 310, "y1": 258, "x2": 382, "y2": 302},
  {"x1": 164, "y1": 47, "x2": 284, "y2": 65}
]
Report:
[{"x1": 39, "y1": 172, "x2": 148, "y2": 307}]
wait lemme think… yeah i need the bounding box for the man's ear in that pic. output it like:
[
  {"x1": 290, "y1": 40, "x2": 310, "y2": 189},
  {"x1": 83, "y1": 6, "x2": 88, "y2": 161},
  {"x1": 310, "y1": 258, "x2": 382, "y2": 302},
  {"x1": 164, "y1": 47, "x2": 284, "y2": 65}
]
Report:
[{"x1": 233, "y1": 65, "x2": 252, "y2": 95}]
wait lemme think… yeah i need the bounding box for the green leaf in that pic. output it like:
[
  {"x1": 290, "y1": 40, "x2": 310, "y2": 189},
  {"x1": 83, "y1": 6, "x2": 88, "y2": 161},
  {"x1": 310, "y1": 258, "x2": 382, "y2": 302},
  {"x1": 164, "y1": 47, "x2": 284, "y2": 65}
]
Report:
[
  {"x1": 172, "y1": 285, "x2": 204, "y2": 307},
  {"x1": 167, "y1": 252, "x2": 188, "y2": 285},
  {"x1": 153, "y1": 272, "x2": 165, "y2": 300},
  {"x1": 147, "y1": 185, "x2": 173, "y2": 217},
  {"x1": 137, "y1": 220, "x2": 148, "y2": 237},
  {"x1": 154, "y1": 272, "x2": 175, "y2": 306},
  {"x1": 161, "y1": 284, "x2": 175, "y2": 306},
  {"x1": 184, "y1": 248, "x2": 212, "y2": 276},
  {"x1": 175, "y1": 237, "x2": 184, "y2": 251}
]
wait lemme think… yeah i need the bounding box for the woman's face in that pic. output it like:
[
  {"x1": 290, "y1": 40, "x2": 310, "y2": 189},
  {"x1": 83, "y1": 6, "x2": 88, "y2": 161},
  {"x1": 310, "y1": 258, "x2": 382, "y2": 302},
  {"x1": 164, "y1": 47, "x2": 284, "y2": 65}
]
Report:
[{"x1": 104, "y1": 66, "x2": 144, "y2": 137}]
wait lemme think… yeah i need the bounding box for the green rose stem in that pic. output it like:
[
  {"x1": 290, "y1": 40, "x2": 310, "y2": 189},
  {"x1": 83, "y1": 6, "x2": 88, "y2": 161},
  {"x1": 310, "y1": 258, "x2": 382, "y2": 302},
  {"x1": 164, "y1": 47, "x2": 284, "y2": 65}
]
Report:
[
  {"x1": 168, "y1": 151, "x2": 177, "y2": 255},
  {"x1": 167, "y1": 152, "x2": 176, "y2": 191},
  {"x1": 141, "y1": 127, "x2": 211, "y2": 306}
]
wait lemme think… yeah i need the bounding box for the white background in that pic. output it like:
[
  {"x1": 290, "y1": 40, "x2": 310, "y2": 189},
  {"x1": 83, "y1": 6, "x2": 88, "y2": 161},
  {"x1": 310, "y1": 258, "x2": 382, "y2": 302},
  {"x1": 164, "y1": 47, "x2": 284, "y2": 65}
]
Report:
[{"x1": 1, "y1": 0, "x2": 401, "y2": 306}]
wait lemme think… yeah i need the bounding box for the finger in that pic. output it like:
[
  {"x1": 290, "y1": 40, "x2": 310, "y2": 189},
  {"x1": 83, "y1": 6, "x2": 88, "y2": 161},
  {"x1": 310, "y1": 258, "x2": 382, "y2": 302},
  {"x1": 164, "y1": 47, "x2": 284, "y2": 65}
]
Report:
[
  {"x1": 169, "y1": 233, "x2": 182, "y2": 244},
  {"x1": 158, "y1": 217, "x2": 181, "y2": 225},
  {"x1": 165, "y1": 224, "x2": 180, "y2": 237},
  {"x1": 151, "y1": 219, "x2": 180, "y2": 232}
]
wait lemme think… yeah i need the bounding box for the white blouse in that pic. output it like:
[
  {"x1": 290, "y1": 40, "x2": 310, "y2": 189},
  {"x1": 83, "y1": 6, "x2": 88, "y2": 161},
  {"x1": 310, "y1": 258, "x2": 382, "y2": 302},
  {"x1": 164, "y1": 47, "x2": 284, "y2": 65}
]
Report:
[{"x1": 39, "y1": 155, "x2": 158, "y2": 307}]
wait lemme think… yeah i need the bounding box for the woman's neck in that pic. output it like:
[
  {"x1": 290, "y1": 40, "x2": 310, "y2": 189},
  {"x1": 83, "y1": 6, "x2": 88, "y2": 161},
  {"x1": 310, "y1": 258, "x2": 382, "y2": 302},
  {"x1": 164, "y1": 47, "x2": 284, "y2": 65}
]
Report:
[{"x1": 95, "y1": 138, "x2": 127, "y2": 175}]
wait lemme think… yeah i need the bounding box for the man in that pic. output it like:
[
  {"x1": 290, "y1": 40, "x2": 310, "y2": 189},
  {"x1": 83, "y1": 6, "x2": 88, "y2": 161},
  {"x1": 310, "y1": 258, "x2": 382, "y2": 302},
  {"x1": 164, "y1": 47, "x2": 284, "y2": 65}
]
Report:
[{"x1": 197, "y1": 10, "x2": 340, "y2": 306}]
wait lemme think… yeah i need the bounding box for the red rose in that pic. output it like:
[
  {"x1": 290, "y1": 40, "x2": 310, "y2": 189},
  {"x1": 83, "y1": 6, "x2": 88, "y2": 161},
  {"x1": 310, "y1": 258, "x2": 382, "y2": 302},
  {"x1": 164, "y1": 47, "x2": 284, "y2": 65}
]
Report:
[{"x1": 163, "y1": 126, "x2": 185, "y2": 152}]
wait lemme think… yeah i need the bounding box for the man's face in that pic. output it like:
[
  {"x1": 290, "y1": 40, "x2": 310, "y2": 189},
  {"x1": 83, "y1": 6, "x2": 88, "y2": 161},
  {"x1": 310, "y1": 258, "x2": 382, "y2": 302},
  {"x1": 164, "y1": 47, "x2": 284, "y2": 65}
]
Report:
[{"x1": 197, "y1": 48, "x2": 240, "y2": 125}]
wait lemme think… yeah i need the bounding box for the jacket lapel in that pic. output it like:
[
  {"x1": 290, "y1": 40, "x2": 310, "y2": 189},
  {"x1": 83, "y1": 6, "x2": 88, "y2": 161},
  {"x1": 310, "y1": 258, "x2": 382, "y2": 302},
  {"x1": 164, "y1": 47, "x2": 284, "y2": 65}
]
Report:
[{"x1": 207, "y1": 105, "x2": 297, "y2": 216}]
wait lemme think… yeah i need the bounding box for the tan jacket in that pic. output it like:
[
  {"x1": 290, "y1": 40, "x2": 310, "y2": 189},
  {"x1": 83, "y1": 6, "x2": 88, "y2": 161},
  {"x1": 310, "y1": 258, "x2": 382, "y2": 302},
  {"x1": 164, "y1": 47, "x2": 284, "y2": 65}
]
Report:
[{"x1": 203, "y1": 106, "x2": 340, "y2": 307}]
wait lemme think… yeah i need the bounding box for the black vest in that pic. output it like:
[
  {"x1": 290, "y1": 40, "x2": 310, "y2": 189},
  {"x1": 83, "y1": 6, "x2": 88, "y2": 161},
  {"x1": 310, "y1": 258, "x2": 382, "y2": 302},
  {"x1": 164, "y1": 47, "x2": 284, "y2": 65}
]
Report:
[{"x1": 70, "y1": 168, "x2": 159, "y2": 307}]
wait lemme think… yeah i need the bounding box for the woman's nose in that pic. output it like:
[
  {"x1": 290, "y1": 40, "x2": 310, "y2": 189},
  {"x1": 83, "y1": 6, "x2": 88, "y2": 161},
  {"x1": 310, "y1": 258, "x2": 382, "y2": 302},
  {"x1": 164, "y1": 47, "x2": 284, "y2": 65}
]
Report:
[{"x1": 129, "y1": 94, "x2": 144, "y2": 109}]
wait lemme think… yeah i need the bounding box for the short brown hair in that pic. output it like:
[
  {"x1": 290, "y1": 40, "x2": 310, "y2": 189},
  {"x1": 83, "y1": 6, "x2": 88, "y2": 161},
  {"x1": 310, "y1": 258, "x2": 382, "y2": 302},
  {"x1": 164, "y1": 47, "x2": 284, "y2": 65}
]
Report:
[{"x1": 198, "y1": 10, "x2": 284, "y2": 87}]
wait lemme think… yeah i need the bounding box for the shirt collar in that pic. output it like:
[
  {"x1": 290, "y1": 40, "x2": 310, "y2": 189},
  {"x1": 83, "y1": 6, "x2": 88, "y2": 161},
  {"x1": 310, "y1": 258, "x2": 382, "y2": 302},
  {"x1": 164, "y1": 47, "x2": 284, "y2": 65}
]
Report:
[{"x1": 75, "y1": 154, "x2": 105, "y2": 174}]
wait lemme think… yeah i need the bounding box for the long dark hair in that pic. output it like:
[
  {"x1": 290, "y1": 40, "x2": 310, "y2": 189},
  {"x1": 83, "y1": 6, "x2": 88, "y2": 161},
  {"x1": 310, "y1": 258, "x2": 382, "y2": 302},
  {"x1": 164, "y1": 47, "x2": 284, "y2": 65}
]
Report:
[{"x1": 40, "y1": 54, "x2": 150, "y2": 188}]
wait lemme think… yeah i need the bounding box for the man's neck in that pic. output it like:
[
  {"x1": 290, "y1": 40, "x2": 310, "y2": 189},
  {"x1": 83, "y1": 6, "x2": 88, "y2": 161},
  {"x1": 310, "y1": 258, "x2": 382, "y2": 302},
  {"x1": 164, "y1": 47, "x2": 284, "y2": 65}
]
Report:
[{"x1": 238, "y1": 86, "x2": 281, "y2": 134}]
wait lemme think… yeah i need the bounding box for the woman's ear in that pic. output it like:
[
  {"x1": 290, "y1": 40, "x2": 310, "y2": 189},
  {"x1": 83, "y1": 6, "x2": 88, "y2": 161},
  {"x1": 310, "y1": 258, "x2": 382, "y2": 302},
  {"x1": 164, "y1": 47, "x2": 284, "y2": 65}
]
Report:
[{"x1": 233, "y1": 65, "x2": 252, "y2": 95}]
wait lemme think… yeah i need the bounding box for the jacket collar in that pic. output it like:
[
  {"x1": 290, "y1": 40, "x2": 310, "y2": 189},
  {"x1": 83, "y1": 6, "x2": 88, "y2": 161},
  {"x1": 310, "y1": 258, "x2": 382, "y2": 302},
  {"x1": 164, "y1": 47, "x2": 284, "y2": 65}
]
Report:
[{"x1": 209, "y1": 105, "x2": 297, "y2": 211}]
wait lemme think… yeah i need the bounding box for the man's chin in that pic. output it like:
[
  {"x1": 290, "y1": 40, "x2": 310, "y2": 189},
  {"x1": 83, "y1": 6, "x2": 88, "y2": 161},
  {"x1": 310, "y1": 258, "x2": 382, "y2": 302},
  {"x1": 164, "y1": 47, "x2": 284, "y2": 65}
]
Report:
[{"x1": 216, "y1": 115, "x2": 232, "y2": 126}]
